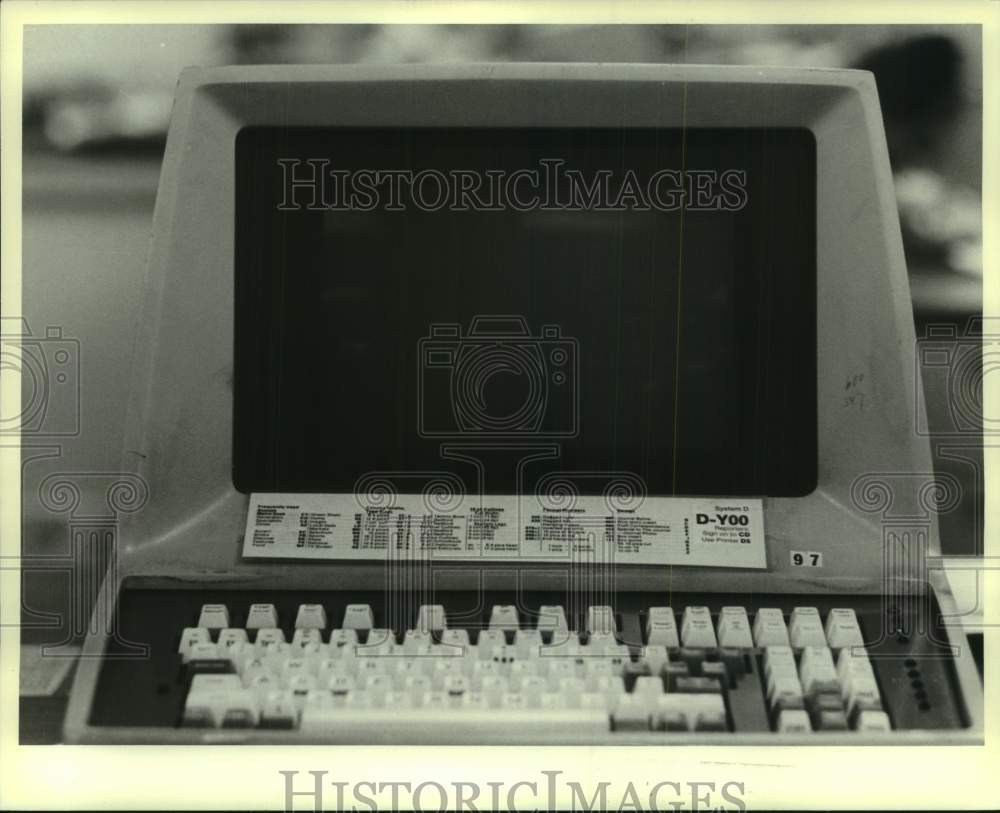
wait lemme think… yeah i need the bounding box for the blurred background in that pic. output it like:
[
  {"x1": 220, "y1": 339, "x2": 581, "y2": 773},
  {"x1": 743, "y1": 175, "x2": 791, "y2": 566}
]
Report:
[{"x1": 15, "y1": 25, "x2": 985, "y2": 664}]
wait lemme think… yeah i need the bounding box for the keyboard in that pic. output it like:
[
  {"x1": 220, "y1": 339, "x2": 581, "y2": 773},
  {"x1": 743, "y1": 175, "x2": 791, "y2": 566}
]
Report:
[{"x1": 88, "y1": 587, "x2": 972, "y2": 742}]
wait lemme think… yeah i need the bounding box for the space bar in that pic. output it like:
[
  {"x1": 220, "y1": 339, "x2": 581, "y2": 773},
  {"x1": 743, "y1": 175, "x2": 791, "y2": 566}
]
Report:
[{"x1": 299, "y1": 708, "x2": 609, "y2": 741}]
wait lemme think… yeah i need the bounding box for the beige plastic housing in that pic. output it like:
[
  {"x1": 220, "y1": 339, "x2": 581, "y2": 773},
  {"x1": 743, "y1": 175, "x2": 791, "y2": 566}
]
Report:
[
  {"x1": 113, "y1": 63, "x2": 939, "y2": 594},
  {"x1": 62, "y1": 64, "x2": 983, "y2": 743}
]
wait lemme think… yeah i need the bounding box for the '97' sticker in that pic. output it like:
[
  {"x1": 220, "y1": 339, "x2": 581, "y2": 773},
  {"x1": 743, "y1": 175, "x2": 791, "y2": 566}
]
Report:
[{"x1": 791, "y1": 551, "x2": 823, "y2": 567}]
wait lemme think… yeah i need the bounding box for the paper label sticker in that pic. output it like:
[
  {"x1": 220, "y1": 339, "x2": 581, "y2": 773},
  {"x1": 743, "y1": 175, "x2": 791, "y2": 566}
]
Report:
[{"x1": 242, "y1": 493, "x2": 766, "y2": 568}]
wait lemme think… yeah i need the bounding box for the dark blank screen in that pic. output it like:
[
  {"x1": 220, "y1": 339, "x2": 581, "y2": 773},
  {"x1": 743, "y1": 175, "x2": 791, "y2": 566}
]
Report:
[{"x1": 234, "y1": 127, "x2": 816, "y2": 496}]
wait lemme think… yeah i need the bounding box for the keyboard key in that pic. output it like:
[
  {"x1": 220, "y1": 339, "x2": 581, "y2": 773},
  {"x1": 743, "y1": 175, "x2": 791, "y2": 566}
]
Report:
[
  {"x1": 586, "y1": 631, "x2": 617, "y2": 654},
  {"x1": 674, "y1": 676, "x2": 722, "y2": 694},
  {"x1": 855, "y1": 710, "x2": 892, "y2": 732},
  {"x1": 489, "y1": 605, "x2": 519, "y2": 630},
  {"x1": 255, "y1": 628, "x2": 286, "y2": 650},
  {"x1": 586, "y1": 606, "x2": 617, "y2": 635},
  {"x1": 179, "y1": 627, "x2": 211, "y2": 656},
  {"x1": 537, "y1": 605, "x2": 569, "y2": 635},
  {"x1": 514, "y1": 629, "x2": 543, "y2": 658},
  {"x1": 645, "y1": 607, "x2": 679, "y2": 647},
  {"x1": 693, "y1": 708, "x2": 729, "y2": 731},
  {"x1": 753, "y1": 609, "x2": 790, "y2": 647},
  {"x1": 327, "y1": 629, "x2": 358, "y2": 652},
  {"x1": 717, "y1": 607, "x2": 753, "y2": 648},
  {"x1": 295, "y1": 604, "x2": 327, "y2": 630},
  {"x1": 190, "y1": 673, "x2": 242, "y2": 693},
  {"x1": 217, "y1": 628, "x2": 249, "y2": 654},
  {"x1": 403, "y1": 629, "x2": 433, "y2": 654},
  {"x1": 824, "y1": 608, "x2": 865, "y2": 650},
  {"x1": 680, "y1": 606, "x2": 716, "y2": 647},
  {"x1": 291, "y1": 629, "x2": 323, "y2": 651},
  {"x1": 259, "y1": 690, "x2": 298, "y2": 729},
  {"x1": 342, "y1": 604, "x2": 375, "y2": 631},
  {"x1": 639, "y1": 645, "x2": 669, "y2": 675},
  {"x1": 612, "y1": 695, "x2": 653, "y2": 731},
  {"x1": 777, "y1": 709, "x2": 812, "y2": 733},
  {"x1": 633, "y1": 675, "x2": 664, "y2": 695},
  {"x1": 789, "y1": 607, "x2": 827, "y2": 648},
  {"x1": 815, "y1": 709, "x2": 849, "y2": 731},
  {"x1": 799, "y1": 646, "x2": 840, "y2": 695},
  {"x1": 362, "y1": 628, "x2": 395, "y2": 650},
  {"x1": 197, "y1": 604, "x2": 230, "y2": 630},
  {"x1": 478, "y1": 629, "x2": 506, "y2": 653},
  {"x1": 416, "y1": 605, "x2": 447, "y2": 633},
  {"x1": 440, "y1": 629, "x2": 471, "y2": 652},
  {"x1": 186, "y1": 642, "x2": 220, "y2": 663},
  {"x1": 246, "y1": 603, "x2": 279, "y2": 630}
]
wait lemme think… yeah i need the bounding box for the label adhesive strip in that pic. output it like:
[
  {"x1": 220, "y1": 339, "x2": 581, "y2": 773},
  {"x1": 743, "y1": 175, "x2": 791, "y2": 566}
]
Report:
[{"x1": 243, "y1": 493, "x2": 766, "y2": 568}]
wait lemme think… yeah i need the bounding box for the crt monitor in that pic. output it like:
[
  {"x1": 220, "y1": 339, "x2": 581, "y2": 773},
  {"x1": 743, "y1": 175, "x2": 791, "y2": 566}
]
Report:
[{"x1": 109, "y1": 63, "x2": 932, "y2": 595}]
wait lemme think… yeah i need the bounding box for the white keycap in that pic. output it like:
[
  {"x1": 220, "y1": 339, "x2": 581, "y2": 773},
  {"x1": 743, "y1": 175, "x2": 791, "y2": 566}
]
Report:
[
  {"x1": 190, "y1": 673, "x2": 242, "y2": 694},
  {"x1": 798, "y1": 646, "x2": 840, "y2": 694},
  {"x1": 537, "y1": 606, "x2": 569, "y2": 634},
  {"x1": 645, "y1": 607, "x2": 679, "y2": 647},
  {"x1": 634, "y1": 676, "x2": 664, "y2": 695},
  {"x1": 764, "y1": 646, "x2": 803, "y2": 703},
  {"x1": 478, "y1": 629, "x2": 506, "y2": 653},
  {"x1": 186, "y1": 685, "x2": 259, "y2": 728},
  {"x1": 501, "y1": 692, "x2": 527, "y2": 710},
  {"x1": 294, "y1": 604, "x2": 327, "y2": 630},
  {"x1": 403, "y1": 629, "x2": 433, "y2": 653},
  {"x1": 259, "y1": 690, "x2": 298, "y2": 728},
  {"x1": 186, "y1": 642, "x2": 220, "y2": 663},
  {"x1": 586, "y1": 606, "x2": 617, "y2": 635},
  {"x1": 291, "y1": 629, "x2": 323, "y2": 651},
  {"x1": 197, "y1": 604, "x2": 230, "y2": 630},
  {"x1": 326, "y1": 674, "x2": 357, "y2": 694},
  {"x1": 178, "y1": 627, "x2": 211, "y2": 656},
  {"x1": 328, "y1": 629, "x2": 358, "y2": 653},
  {"x1": 777, "y1": 709, "x2": 812, "y2": 733},
  {"x1": 255, "y1": 628, "x2": 286, "y2": 649},
  {"x1": 489, "y1": 605, "x2": 520, "y2": 630},
  {"x1": 717, "y1": 606, "x2": 754, "y2": 648},
  {"x1": 855, "y1": 710, "x2": 892, "y2": 732},
  {"x1": 443, "y1": 675, "x2": 470, "y2": 697},
  {"x1": 586, "y1": 631, "x2": 617, "y2": 653},
  {"x1": 753, "y1": 608, "x2": 790, "y2": 647},
  {"x1": 514, "y1": 629, "x2": 543, "y2": 658},
  {"x1": 507, "y1": 661, "x2": 538, "y2": 689},
  {"x1": 680, "y1": 693, "x2": 728, "y2": 731},
  {"x1": 824, "y1": 608, "x2": 865, "y2": 650},
  {"x1": 246, "y1": 603, "x2": 279, "y2": 630},
  {"x1": 639, "y1": 645, "x2": 670, "y2": 675},
  {"x1": 789, "y1": 607, "x2": 827, "y2": 648},
  {"x1": 416, "y1": 605, "x2": 447, "y2": 632},
  {"x1": 680, "y1": 606, "x2": 717, "y2": 647},
  {"x1": 836, "y1": 649, "x2": 875, "y2": 681},
  {"x1": 342, "y1": 604, "x2": 375, "y2": 631},
  {"x1": 612, "y1": 695, "x2": 653, "y2": 730},
  {"x1": 440, "y1": 629, "x2": 470, "y2": 652},
  {"x1": 300, "y1": 707, "x2": 608, "y2": 737},
  {"x1": 362, "y1": 628, "x2": 395, "y2": 650},
  {"x1": 217, "y1": 628, "x2": 249, "y2": 652},
  {"x1": 520, "y1": 676, "x2": 547, "y2": 703}
]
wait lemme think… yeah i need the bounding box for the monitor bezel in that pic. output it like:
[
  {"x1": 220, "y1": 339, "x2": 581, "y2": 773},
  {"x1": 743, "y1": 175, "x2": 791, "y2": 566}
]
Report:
[{"x1": 115, "y1": 63, "x2": 934, "y2": 595}]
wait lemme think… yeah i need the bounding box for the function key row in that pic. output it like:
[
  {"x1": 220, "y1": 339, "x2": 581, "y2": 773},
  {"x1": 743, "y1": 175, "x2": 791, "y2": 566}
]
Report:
[{"x1": 195, "y1": 603, "x2": 865, "y2": 649}]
